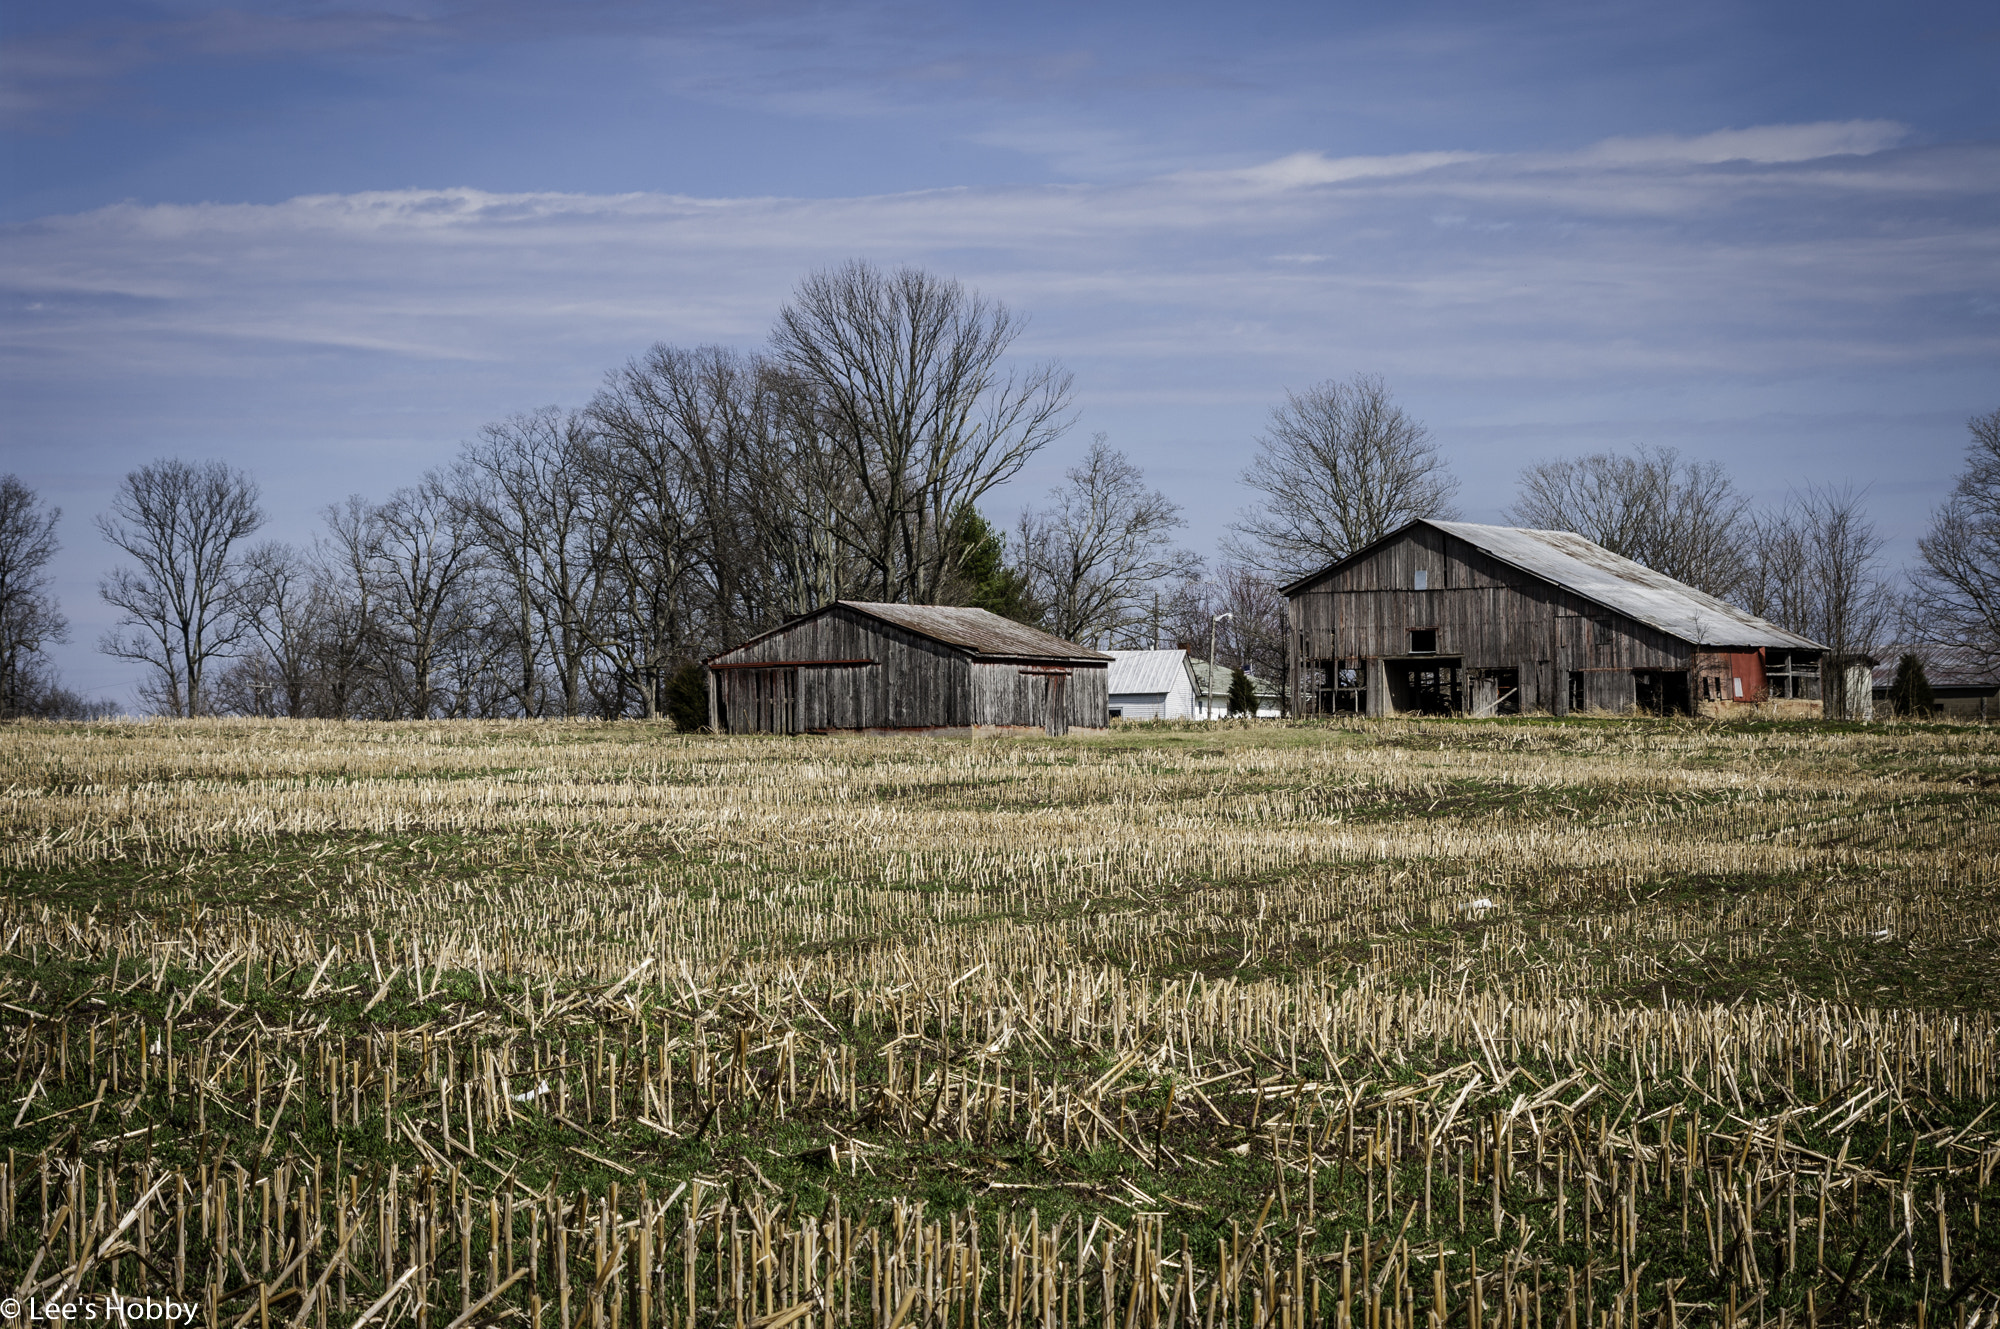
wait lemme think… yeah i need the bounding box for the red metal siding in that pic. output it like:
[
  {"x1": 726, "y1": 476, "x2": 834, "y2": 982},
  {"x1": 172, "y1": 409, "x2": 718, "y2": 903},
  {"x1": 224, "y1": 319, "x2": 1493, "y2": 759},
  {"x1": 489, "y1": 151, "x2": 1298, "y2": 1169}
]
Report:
[{"x1": 1726, "y1": 651, "x2": 1765, "y2": 703}]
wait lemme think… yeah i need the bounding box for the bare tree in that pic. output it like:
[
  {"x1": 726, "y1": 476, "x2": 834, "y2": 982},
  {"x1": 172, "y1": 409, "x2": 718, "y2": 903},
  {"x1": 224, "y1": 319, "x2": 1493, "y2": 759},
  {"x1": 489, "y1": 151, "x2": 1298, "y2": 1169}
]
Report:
[
  {"x1": 754, "y1": 370, "x2": 874, "y2": 620},
  {"x1": 309, "y1": 503, "x2": 389, "y2": 719},
  {"x1": 229, "y1": 541, "x2": 333, "y2": 717},
  {"x1": 96, "y1": 459, "x2": 264, "y2": 716},
  {"x1": 0, "y1": 475, "x2": 69, "y2": 717},
  {"x1": 327, "y1": 477, "x2": 485, "y2": 719},
  {"x1": 1909, "y1": 409, "x2": 2000, "y2": 678},
  {"x1": 770, "y1": 261, "x2": 1074, "y2": 605},
  {"x1": 1742, "y1": 485, "x2": 1895, "y2": 715},
  {"x1": 1161, "y1": 564, "x2": 1290, "y2": 703},
  {"x1": 1017, "y1": 436, "x2": 1203, "y2": 646},
  {"x1": 456, "y1": 407, "x2": 617, "y2": 717},
  {"x1": 1211, "y1": 564, "x2": 1290, "y2": 701},
  {"x1": 1227, "y1": 374, "x2": 1458, "y2": 582},
  {"x1": 1504, "y1": 444, "x2": 1749, "y2": 596},
  {"x1": 589, "y1": 345, "x2": 782, "y2": 694}
]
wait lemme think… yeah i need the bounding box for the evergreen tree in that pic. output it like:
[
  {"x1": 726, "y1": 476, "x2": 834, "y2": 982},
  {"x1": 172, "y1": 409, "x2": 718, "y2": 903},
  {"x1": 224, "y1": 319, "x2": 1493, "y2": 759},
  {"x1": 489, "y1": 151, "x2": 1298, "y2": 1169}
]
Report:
[
  {"x1": 1887, "y1": 653, "x2": 1935, "y2": 719},
  {"x1": 663, "y1": 661, "x2": 710, "y2": 731},
  {"x1": 945, "y1": 505, "x2": 1040, "y2": 623},
  {"x1": 1227, "y1": 667, "x2": 1257, "y2": 717}
]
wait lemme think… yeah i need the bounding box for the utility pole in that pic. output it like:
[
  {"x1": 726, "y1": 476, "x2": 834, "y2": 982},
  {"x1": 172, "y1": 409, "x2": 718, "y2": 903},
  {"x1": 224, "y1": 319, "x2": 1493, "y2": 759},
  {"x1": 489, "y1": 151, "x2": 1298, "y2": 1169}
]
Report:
[{"x1": 1207, "y1": 612, "x2": 1233, "y2": 719}]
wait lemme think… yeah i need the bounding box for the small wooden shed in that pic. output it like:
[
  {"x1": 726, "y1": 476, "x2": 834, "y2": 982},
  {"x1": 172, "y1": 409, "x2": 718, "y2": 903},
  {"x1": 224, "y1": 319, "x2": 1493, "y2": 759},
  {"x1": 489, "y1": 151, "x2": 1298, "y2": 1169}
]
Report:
[
  {"x1": 706, "y1": 601, "x2": 1111, "y2": 735},
  {"x1": 1282, "y1": 520, "x2": 1827, "y2": 717}
]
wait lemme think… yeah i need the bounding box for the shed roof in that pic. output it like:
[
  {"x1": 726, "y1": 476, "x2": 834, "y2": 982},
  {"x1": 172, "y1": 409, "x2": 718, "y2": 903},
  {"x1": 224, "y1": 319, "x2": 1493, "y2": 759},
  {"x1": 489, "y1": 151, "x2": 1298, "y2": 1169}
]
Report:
[
  {"x1": 712, "y1": 601, "x2": 1109, "y2": 665},
  {"x1": 1106, "y1": 649, "x2": 1193, "y2": 695},
  {"x1": 1284, "y1": 519, "x2": 1824, "y2": 652},
  {"x1": 843, "y1": 602, "x2": 1110, "y2": 662}
]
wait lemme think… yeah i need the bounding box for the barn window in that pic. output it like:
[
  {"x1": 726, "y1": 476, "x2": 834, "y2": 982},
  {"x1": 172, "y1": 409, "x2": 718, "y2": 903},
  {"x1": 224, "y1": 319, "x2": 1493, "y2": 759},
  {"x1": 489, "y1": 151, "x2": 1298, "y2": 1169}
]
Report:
[
  {"x1": 1413, "y1": 569, "x2": 1428, "y2": 590},
  {"x1": 1410, "y1": 629, "x2": 1437, "y2": 655}
]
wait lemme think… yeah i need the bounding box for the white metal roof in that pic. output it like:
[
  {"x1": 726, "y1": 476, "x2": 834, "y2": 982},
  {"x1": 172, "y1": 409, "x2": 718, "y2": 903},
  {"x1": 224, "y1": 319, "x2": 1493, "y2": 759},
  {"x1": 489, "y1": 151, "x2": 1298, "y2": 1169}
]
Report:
[
  {"x1": 1106, "y1": 649, "x2": 1193, "y2": 695},
  {"x1": 1427, "y1": 521, "x2": 1824, "y2": 651}
]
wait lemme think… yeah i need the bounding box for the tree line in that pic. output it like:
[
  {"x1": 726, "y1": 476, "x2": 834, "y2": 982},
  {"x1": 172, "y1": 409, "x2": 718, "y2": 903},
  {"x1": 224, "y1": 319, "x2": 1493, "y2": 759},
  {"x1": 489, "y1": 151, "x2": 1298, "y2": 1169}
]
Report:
[
  {"x1": 1, "y1": 261, "x2": 1995, "y2": 721},
  {"x1": 2, "y1": 264, "x2": 1195, "y2": 722}
]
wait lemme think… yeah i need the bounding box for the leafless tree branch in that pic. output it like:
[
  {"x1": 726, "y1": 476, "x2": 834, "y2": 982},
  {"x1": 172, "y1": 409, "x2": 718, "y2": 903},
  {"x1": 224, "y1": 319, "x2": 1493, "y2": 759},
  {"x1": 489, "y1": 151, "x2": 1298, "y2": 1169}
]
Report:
[
  {"x1": 95, "y1": 458, "x2": 264, "y2": 716},
  {"x1": 1226, "y1": 374, "x2": 1458, "y2": 582}
]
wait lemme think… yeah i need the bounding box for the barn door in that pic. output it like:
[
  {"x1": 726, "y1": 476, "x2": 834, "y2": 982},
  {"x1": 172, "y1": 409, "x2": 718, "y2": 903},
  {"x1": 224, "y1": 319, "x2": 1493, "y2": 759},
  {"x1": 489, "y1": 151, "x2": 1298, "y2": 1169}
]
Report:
[
  {"x1": 767, "y1": 668, "x2": 797, "y2": 734},
  {"x1": 732, "y1": 667, "x2": 797, "y2": 734},
  {"x1": 1044, "y1": 673, "x2": 1068, "y2": 736}
]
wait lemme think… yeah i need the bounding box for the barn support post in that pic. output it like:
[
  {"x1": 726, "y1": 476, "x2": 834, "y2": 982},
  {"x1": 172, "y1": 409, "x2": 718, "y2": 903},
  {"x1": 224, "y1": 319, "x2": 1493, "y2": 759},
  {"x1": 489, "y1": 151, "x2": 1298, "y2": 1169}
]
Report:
[
  {"x1": 706, "y1": 668, "x2": 719, "y2": 733},
  {"x1": 1366, "y1": 658, "x2": 1390, "y2": 717},
  {"x1": 1287, "y1": 602, "x2": 1302, "y2": 717}
]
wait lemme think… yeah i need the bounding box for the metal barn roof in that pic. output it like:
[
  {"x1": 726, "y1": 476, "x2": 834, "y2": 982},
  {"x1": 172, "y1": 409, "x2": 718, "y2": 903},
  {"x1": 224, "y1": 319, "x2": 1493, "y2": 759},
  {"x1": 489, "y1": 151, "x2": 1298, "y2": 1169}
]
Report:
[
  {"x1": 1106, "y1": 649, "x2": 1193, "y2": 695},
  {"x1": 1285, "y1": 520, "x2": 1822, "y2": 652},
  {"x1": 838, "y1": 603, "x2": 1111, "y2": 663},
  {"x1": 1425, "y1": 522, "x2": 1821, "y2": 650}
]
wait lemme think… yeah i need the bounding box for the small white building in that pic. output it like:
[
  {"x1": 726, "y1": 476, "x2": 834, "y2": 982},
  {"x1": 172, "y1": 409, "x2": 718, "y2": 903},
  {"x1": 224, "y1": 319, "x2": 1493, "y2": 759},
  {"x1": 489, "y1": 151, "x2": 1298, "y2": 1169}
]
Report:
[
  {"x1": 1190, "y1": 659, "x2": 1284, "y2": 718},
  {"x1": 1106, "y1": 650, "x2": 1201, "y2": 720}
]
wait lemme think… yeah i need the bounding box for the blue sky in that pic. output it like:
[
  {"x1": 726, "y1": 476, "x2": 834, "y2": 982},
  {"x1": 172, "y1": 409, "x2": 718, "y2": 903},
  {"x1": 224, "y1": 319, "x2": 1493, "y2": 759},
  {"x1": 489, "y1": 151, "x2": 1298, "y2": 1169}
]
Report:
[{"x1": 3, "y1": 0, "x2": 1997, "y2": 701}]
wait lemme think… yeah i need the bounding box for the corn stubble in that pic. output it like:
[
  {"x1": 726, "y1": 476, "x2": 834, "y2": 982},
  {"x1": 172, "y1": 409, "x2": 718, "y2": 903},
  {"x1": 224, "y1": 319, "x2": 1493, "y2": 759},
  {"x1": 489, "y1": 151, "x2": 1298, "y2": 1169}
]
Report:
[{"x1": 3, "y1": 716, "x2": 1998, "y2": 1329}]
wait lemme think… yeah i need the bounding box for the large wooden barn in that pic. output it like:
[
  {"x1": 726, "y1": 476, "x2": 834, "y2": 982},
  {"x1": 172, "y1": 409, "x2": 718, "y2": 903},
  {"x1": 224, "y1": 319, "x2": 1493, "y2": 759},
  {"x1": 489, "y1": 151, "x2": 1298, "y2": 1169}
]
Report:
[
  {"x1": 706, "y1": 602, "x2": 1111, "y2": 735},
  {"x1": 1283, "y1": 520, "x2": 1826, "y2": 717}
]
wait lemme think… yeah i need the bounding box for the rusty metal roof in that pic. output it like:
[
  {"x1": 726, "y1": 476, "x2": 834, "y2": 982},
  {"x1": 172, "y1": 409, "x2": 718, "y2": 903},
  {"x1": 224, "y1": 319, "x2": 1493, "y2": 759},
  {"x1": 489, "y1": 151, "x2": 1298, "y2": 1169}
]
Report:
[
  {"x1": 1426, "y1": 521, "x2": 1824, "y2": 650},
  {"x1": 839, "y1": 602, "x2": 1112, "y2": 662}
]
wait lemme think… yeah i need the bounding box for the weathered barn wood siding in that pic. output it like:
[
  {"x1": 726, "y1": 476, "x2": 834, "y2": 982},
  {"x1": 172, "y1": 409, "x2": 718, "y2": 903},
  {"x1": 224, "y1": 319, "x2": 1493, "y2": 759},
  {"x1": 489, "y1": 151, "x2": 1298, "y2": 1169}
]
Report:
[
  {"x1": 710, "y1": 603, "x2": 1109, "y2": 733},
  {"x1": 965, "y1": 661, "x2": 1111, "y2": 730},
  {"x1": 711, "y1": 605, "x2": 970, "y2": 732},
  {"x1": 1291, "y1": 528, "x2": 1696, "y2": 675},
  {"x1": 1287, "y1": 526, "x2": 1710, "y2": 715},
  {"x1": 1067, "y1": 666, "x2": 1109, "y2": 729},
  {"x1": 966, "y1": 661, "x2": 1109, "y2": 730}
]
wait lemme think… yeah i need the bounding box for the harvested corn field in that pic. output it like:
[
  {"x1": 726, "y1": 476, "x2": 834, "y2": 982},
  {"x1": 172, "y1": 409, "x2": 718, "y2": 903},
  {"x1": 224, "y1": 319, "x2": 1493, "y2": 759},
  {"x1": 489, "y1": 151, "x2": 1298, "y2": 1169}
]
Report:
[{"x1": 2, "y1": 715, "x2": 1999, "y2": 1329}]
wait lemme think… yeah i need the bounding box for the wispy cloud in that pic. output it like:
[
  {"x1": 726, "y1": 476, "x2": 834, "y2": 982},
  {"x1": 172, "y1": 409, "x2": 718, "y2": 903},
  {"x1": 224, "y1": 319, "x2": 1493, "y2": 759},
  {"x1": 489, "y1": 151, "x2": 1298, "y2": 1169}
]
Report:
[
  {"x1": 8, "y1": 118, "x2": 1994, "y2": 700},
  {"x1": 4, "y1": 125, "x2": 1990, "y2": 387},
  {"x1": 1170, "y1": 150, "x2": 1492, "y2": 193},
  {"x1": 0, "y1": 0, "x2": 840, "y2": 125},
  {"x1": 1571, "y1": 120, "x2": 1911, "y2": 166}
]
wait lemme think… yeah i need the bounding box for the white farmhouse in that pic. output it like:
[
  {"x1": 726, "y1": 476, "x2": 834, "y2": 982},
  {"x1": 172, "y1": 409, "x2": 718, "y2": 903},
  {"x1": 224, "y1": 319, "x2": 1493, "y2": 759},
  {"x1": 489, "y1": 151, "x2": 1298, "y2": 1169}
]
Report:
[{"x1": 1106, "y1": 650, "x2": 1201, "y2": 720}]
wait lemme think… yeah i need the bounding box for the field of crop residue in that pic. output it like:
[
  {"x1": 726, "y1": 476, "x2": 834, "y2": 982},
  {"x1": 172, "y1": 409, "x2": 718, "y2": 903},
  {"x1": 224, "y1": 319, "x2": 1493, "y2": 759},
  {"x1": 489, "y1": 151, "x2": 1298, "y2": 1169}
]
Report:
[{"x1": 4, "y1": 715, "x2": 1999, "y2": 1329}]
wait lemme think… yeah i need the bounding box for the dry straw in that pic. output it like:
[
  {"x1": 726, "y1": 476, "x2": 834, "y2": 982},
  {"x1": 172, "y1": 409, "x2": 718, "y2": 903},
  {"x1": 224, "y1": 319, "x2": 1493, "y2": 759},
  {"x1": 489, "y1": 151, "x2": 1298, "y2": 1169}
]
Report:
[{"x1": 3, "y1": 716, "x2": 1997, "y2": 1328}]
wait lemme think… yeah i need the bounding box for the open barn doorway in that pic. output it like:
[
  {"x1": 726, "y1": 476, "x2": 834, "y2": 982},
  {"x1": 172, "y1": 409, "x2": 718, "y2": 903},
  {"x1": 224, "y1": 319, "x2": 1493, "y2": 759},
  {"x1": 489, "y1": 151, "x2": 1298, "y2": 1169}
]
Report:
[
  {"x1": 1634, "y1": 669, "x2": 1691, "y2": 717},
  {"x1": 1389, "y1": 659, "x2": 1462, "y2": 714}
]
